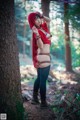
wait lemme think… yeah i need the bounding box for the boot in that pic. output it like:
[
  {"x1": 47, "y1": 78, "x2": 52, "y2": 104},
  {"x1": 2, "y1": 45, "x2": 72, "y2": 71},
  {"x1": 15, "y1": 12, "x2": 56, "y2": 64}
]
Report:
[
  {"x1": 31, "y1": 92, "x2": 40, "y2": 105},
  {"x1": 40, "y1": 100, "x2": 48, "y2": 109}
]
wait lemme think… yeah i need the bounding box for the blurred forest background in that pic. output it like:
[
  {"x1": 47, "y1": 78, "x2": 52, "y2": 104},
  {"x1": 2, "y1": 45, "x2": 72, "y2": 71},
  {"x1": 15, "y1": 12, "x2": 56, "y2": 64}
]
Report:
[
  {"x1": 0, "y1": 0, "x2": 80, "y2": 120},
  {"x1": 15, "y1": 0, "x2": 80, "y2": 71}
]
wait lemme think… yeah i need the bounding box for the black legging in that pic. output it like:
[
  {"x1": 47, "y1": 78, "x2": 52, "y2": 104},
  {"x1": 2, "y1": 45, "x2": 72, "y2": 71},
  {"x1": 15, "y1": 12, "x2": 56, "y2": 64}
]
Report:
[{"x1": 33, "y1": 65, "x2": 50, "y2": 101}]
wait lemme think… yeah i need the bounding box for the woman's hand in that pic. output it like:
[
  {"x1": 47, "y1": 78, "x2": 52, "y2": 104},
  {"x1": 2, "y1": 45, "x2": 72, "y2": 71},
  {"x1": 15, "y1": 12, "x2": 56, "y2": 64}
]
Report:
[
  {"x1": 32, "y1": 26, "x2": 43, "y2": 49},
  {"x1": 32, "y1": 26, "x2": 39, "y2": 36},
  {"x1": 36, "y1": 12, "x2": 43, "y2": 18}
]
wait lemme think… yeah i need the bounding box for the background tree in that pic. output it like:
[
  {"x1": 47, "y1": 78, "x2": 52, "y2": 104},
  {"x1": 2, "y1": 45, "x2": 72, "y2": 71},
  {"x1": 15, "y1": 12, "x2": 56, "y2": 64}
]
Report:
[
  {"x1": 64, "y1": 1, "x2": 72, "y2": 71},
  {"x1": 41, "y1": 0, "x2": 50, "y2": 17},
  {"x1": 0, "y1": 0, "x2": 24, "y2": 120}
]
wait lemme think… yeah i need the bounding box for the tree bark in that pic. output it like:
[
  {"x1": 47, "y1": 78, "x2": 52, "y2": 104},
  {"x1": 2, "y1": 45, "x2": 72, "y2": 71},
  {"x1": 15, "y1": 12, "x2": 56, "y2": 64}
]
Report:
[
  {"x1": 64, "y1": 2, "x2": 72, "y2": 71},
  {"x1": 41, "y1": 0, "x2": 50, "y2": 17},
  {"x1": 23, "y1": 0, "x2": 26, "y2": 58},
  {"x1": 0, "y1": 0, "x2": 24, "y2": 120}
]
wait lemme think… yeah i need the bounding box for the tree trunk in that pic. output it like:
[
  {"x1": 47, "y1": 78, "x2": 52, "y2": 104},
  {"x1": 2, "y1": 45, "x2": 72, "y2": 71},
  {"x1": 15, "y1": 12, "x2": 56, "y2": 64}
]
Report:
[
  {"x1": 23, "y1": 0, "x2": 26, "y2": 58},
  {"x1": 0, "y1": 0, "x2": 24, "y2": 120},
  {"x1": 64, "y1": 2, "x2": 72, "y2": 71},
  {"x1": 23, "y1": 24, "x2": 26, "y2": 58},
  {"x1": 41, "y1": 0, "x2": 50, "y2": 17}
]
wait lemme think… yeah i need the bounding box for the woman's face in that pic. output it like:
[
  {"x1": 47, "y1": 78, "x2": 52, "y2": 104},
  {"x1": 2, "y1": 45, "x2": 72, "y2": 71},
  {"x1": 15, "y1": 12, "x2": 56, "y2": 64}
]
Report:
[{"x1": 34, "y1": 16, "x2": 42, "y2": 27}]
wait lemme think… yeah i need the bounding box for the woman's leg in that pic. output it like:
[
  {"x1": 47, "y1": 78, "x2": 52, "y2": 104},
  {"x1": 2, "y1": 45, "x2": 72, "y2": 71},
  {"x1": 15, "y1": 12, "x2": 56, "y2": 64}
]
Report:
[
  {"x1": 33, "y1": 68, "x2": 40, "y2": 93},
  {"x1": 39, "y1": 65, "x2": 50, "y2": 106},
  {"x1": 32, "y1": 68, "x2": 40, "y2": 104}
]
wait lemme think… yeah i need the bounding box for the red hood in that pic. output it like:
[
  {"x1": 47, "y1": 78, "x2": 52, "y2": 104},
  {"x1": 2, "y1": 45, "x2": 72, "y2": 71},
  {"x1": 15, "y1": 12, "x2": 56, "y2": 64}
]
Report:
[{"x1": 28, "y1": 12, "x2": 38, "y2": 29}]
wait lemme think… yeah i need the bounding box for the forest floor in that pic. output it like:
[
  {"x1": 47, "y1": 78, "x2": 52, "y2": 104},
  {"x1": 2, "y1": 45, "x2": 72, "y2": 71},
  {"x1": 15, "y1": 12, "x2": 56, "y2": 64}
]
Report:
[{"x1": 20, "y1": 65, "x2": 80, "y2": 120}]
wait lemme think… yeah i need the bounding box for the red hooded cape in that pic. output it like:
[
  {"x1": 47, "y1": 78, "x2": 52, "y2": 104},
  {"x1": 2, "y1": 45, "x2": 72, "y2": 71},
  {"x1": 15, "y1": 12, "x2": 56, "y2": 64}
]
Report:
[{"x1": 28, "y1": 12, "x2": 51, "y2": 68}]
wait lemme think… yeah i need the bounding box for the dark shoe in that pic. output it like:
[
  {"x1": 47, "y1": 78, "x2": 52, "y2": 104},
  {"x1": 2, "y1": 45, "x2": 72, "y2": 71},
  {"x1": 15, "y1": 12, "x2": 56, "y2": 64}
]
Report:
[
  {"x1": 40, "y1": 101, "x2": 49, "y2": 109},
  {"x1": 31, "y1": 99, "x2": 40, "y2": 105},
  {"x1": 31, "y1": 91, "x2": 40, "y2": 104}
]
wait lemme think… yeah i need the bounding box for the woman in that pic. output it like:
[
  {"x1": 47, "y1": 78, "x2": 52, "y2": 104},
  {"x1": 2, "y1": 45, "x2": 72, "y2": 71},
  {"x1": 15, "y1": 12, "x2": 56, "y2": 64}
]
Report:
[{"x1": 28, "y1": 12, "x2": 52, "y2": 109}]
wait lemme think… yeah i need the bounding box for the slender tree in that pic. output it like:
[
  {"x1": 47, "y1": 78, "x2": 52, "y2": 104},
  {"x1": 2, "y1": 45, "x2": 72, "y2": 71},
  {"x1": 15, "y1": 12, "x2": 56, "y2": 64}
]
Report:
[
  {"x1": 64, "y1": 1, "x2": 72, "y2": 71},
  {"x1": 23, "y1": 0, "x2": 26, "y2": 57},
  {"x1": 0, "y1": 0, "x2": 24, "y2": 120},
  {"x1": 41, "y1": 0, "x2": 50, "y2": 17}
]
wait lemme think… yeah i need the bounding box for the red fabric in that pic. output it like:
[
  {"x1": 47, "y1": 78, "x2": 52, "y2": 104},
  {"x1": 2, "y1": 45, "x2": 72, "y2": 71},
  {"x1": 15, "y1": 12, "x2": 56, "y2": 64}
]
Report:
[
  {"x1": 32, "y1": 33, "x2": 38, "y2": 68},
  {"x1": 28, "y1": 12, "x2": 37, "y2": 29},
  {"x1": 28, "y1": 12, "x2": 51, "y2": 68}
]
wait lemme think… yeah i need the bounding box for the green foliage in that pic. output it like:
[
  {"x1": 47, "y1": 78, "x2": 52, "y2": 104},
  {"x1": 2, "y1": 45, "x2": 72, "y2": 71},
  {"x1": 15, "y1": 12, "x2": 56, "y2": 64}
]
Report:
[
  {"x1": 50, "y1": 33, "x2": 65, "y2": 60},
  {"x1": 16, "y1": 101, "x2": 24, "y2": 120},
  {"x1": 71, "y1": 40, "x2": 80, "y2": 67},
  {"x1": 69, "y1": 4, "x2": 80, "y2": 31},
  {"x1": 52, "y1": 92, "x2": 80, "y2": 119}
]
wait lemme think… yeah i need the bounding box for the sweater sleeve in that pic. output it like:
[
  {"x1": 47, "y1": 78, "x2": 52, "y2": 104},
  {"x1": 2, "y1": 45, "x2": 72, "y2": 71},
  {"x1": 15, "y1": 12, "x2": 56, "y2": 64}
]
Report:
[
  {"x1": 38, "y1": 23, "x2": 51, "y2": 45},
  {"x1": 41, "y1": 22, "x2": 50, "y2": 33}
]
